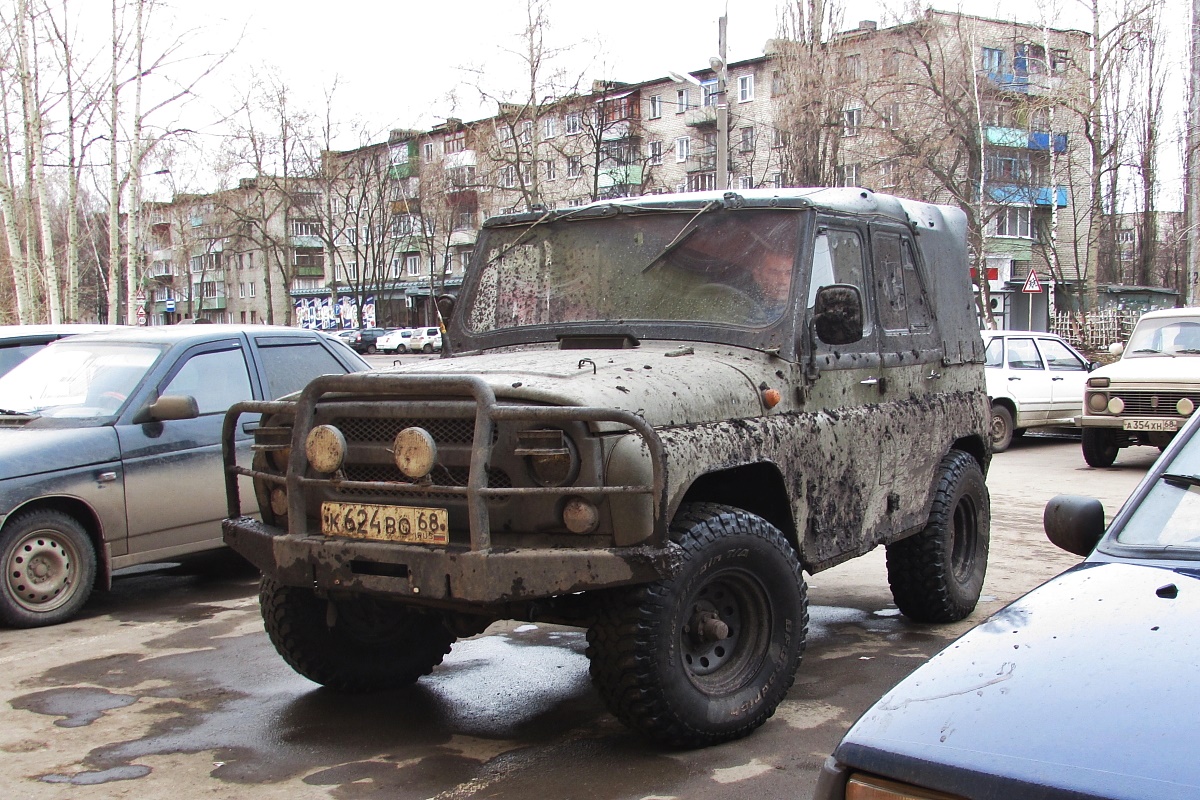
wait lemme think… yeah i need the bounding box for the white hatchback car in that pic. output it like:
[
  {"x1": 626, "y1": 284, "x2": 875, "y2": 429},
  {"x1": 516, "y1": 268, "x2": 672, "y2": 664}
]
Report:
[
  {"x1": 376, "y1": 328, "x2": 413, "y2": 354},
  {"x1": 983, "y1": 330, "x2": 1095, "y2": 452},
  {"x1": 407, "y1": 326, "x2": 443, "y2": 353}
]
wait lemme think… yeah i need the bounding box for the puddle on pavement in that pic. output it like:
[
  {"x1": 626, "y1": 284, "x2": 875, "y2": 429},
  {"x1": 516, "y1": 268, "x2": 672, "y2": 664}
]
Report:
[{"x1": 10, "y1": 687, "x2": 139, "y2": 728}]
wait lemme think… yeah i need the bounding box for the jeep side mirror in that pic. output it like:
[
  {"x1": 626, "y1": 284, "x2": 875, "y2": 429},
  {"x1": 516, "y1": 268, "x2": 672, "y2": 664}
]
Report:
[
  {"x1": 1044, "y1": 494, "x2": 1105, "y2": 557},
  {"x1": 813, "y1": 284, "x2": 864, "y2": 345},
  {"x1": 132, "y1": 394, "x2": 200, "y2": 425},
  {"x1": 436, "y1": 294, "x2": 456, "y2": 320}
]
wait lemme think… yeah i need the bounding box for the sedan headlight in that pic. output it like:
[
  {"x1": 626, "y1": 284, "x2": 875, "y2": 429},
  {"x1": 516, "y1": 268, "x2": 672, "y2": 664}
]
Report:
[
  {"x1": 1086, "y1": 392, "x2": 1109, "y2": 414},
  {"x1": 846, "y1": 772, "x2": 964, "y2": 800}
]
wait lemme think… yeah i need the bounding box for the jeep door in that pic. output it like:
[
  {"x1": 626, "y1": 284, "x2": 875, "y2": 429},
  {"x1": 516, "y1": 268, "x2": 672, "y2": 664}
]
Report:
[
  {"x1": 117, "y1": 339, "x2": 256, "y2": 562},
  {"x1": 800, "y1": 220, "x2": 891, "y2": 566}
]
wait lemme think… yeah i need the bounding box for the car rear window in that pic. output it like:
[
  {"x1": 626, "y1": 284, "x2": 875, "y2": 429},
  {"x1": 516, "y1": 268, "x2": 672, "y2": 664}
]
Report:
[{"x1": 259, "y1": 341, "x2": 348, "y2": 398}]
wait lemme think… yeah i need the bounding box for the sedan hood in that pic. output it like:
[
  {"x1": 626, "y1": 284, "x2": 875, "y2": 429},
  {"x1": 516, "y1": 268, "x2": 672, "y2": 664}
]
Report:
[
  {"x1": 381, "y1": 343, "x2": 769, "y2": 426},
  {"x1": 837, "y1": 562, "x2": 1200, "y2": 799},
  {"x1": 0, "y1": 425, "x2": 120, "y2": 481}
]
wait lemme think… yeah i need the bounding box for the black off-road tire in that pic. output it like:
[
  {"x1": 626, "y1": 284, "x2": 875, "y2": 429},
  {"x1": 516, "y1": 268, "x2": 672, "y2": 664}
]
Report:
[
  {"x1": 260, "y1": 577, "x2": 455, "y2": 692},
  {"x1": 886, "y1": 450, "x2": 990, "y2": 624},
  {"x1": 586, "y1": 503, "x2": 808, "y2": 748},
  {"x1": 0, "y1": 510, "x2": 97, "y2": 628},
  {"x1": 1081, "y1": 428, "x2": 1119, "y2": 468},
  {"x1": 989, "y1": 403, "x2": 1014, "y2": 453}
]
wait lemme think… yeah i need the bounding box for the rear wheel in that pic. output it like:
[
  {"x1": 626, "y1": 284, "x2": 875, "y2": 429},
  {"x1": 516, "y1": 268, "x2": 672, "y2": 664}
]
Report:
[
  {"x1": 260, "y1": 578, "x2": 456, "y2": 692},
  {"x1": 989, "y1": 403, "x2": 1014, "y2": 453},
  {"x1": 587, "y1": 503, "x2": 807, "y2": 747},
  {"x1": 0, "y1": 510, "x2": 97, "y2": 628},
  {"x1": 422, "y1": 343, "x2": 434, "y2": 354},
  {"x1": 886, "y1": 450, "x2": 990, "y2": 623},
  {"x1": 1081, "y1": 428, "x2": 1119, "y2": 468}
]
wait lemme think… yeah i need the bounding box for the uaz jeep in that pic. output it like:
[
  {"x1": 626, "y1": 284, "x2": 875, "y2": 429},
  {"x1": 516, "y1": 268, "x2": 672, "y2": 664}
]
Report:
[{"x1": 222, "y1": 188, "x2": 991, "y2": 747}]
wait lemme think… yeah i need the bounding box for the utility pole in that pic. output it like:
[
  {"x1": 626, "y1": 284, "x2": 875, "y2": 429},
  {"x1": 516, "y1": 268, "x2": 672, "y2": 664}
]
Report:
[
  {"x1": 715, "y1": 15, "x2": 729, "y2": 191},
  {"x1": 1188, "y1": 0, "x2": 1200, "y2": 306}
]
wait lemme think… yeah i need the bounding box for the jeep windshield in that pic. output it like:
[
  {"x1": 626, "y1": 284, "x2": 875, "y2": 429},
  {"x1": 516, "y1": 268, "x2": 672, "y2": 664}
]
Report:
[{"x1": 465, "y1": 208, "x2": 800, "y2": 333}]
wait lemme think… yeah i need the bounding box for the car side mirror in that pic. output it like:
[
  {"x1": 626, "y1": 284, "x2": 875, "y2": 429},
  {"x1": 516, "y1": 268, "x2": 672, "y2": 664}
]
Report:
[
  {"x1": 1088, "y1": 361, "x2": 1101, "y2": 372},
  {"x1": 1044, "y1": 494, "x2": 1105, "y2": 557},
  {"x1": 132, "y1": 394, "x2": 200, "y2": 425},
  {"x1": 812, "y1": 284, "x2": 864, "y2": 346}
]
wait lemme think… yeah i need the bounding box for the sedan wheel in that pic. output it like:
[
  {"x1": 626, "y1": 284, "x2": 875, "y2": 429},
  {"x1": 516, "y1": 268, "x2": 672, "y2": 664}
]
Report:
[{"x1": 0, "y1": 510, "x2": 97, "y2": 627}]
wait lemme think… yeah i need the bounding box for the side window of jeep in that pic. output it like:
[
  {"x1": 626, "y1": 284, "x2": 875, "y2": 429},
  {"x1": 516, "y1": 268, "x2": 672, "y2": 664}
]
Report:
[{"x1": 808, "y1": 226, "x2": 873, "y2": 343}]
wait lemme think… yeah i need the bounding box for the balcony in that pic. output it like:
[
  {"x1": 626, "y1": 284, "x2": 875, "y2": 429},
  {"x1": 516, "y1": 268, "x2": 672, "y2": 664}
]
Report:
[
  {"x1": 388, "y1": 163, "x2": 415, "y2": 180},
  {"x1": 598, "y1": 165, "x2": 644, "y2": 190},
  {"x1": 295, "y1": 265, "x2": 325, "y2": 278},
  {"x1": 988, "y1": 185, "x2": 1070, "y2": 207},
  {"x1": 982, "y1": 71, "x2": 1062, "y2": 96},
  {"x1": 684, "y1": 107, "x2": 718, "y2": 127},
  {"x1": 986, "y1": 127, "x2": 1068, "y2": 153},
  {"x1": 290, "y1": 235, "x2": 323, "y2": 248},
  {"x1": 687, "y1": 147, "x2": 717, "y2": 173},
  {"x1": 601, "y1": 120, "x2": 634, "y2": 142}
]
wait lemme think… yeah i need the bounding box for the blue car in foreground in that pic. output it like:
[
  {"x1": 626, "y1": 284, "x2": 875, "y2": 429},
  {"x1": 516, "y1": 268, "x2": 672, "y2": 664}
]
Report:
[{"x1": 816, "y1": 410, "x2": 1200, "y2": 800}]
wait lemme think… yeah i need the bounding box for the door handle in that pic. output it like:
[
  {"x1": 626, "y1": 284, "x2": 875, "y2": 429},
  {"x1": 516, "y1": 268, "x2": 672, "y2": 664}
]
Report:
[
  {"x1": 1052, "y1": 376, "x2": 1064, "y2": 381},
  {"x1": 1008, "y1": 376, "x2": 1021, "y2": 381},
  {"x1": 926, "y1": 370, "x2": 942, "y2": 380},
  {"x1": 860, "y1": 377, "x2": 880, "y2": 386}
]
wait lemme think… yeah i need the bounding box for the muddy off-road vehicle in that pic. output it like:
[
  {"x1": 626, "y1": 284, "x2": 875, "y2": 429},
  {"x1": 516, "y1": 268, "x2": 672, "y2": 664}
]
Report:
[{"x1": 222, "y1": 188, "x2": 991, "y2": 747}]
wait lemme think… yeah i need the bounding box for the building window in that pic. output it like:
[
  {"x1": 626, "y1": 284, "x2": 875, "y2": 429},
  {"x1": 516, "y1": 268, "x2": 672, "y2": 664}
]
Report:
[
  {"x1": 840, "y1": 54, "x2": 862, "y2": 81},
  {"x1": 648, "y1": 94, "x2": 662, "y2": 119},
  {"x1": 842, "y1": 107, "x2": 862, "y2": 137},
  {"x1": 992, "y1": 207, "x2": 1032, "y2": 238},
  {"x1": 565, "y1": 112, "x2": 582, "y2": 134},
  {"x1": 1051, "y1": 48, "x2": 1070, "y2": 74},
  {"x1": 737, "y1": 175, "x2": 754, "y2": 190},
  {"x1": 544, "y1": 159, "x2": 556, "y2": 180},
  {"x1": 293, "y1": 247, "x2": 324, "y2": 268},
  {"x1": 406, "y1": 253, "x2": 422, "y2": 276},
  {"x1": 988, "y1": 152, "x2": 1030, "y2": 182},
  {"x1": 649, "y1": 140, "x2": 663, "y2": 165},
  {"x1": 835, "y1": 163, "x2": 860, "y2": 187},
  {"x1": 454, "y1": 210, "x2": 477, "y2": 230},
  {"x1": 543, "y1": 116, "x2": 557, "y2": 138},
  {"x1": 247, "y1": 280, "x2": 255, "y2": 297},
  {"x1": 771, "y1": 70, "x2": 785, "y2": 96},
  {"x1": 883, "y1": 50, "x2": 899, "y2": 76},
  {"x1": 701, "y1": 79, "x2": 719, "y2": 107},
  {"x1": 1030, "y1": 107, "x2": 1050, "y2": 133},
  {"x1": 389, "y1": 143, "x2": 409, "y2": 165},
  {"x1": 687, "y1": 173, "x2": 716, "y2": 192},
  {"x1": 238, "y1": 282, "x2": 245, "y2": 299},
  {"x1": 292, "y1": 219, "x2": 321, "y2": 237},
  {"x1": 423, "y1": 142, "x2": 436, "y2": 160},
  {"x1": 499, "y1": 165, "x2": 516, "y2": 188},
  {"x1": 739, "y1": 126, "x2": 756, "y2": 152},
  {"x1": 518, "y1": 121, "x2": 533, "y2": 145},
  {"x1": 772, "y1": 128, "x2": 787, "y2": 149},
  {"x1": 982, "y1": 47, "x2": 1005, "y2": 73},
  {"x1": 771, "y1": 172, "x2": 784, "y2": 188},
  {"x1": 567, "y1": 156, "x2": 582, "y2": 177},
  {"x1": 675, "y1": 136, "x2": 690, "y2": 163},
  {"x1": 737, "y1": 74, "x2": 754, "y2": 102},
  {"x1": 445, "y1": 130, "x2": 466, "y2": 153},
  {"x1": 880, "y1": 103, "x2": 900, "y2": 130},
  {"x1": 676, "y1": 88, "x2": 689, "y2": 113},
  {"x1": 880, "y1": 158, "x2": 898, "y2": 188}
]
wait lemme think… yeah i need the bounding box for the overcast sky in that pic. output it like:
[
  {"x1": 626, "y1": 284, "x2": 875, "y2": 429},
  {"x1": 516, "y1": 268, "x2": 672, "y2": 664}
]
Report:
[{"x1": 150, "y1": 0, "x2": 1185, "y2": 205}]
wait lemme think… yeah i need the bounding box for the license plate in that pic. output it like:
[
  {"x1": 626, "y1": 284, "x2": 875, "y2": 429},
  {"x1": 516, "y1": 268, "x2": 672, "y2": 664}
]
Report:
[
  {"x1": 1123, "y1": 418, "x2": 1181, "y2": 432},
  {"x1": 320, "y1": 502, "x2": 449, "y2": 545}
]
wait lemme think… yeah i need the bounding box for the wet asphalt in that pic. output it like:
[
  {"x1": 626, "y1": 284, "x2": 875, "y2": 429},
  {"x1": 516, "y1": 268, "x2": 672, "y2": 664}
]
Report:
[{"x1": 0, "y1": 434, "x2": 1155, "y2": 800}]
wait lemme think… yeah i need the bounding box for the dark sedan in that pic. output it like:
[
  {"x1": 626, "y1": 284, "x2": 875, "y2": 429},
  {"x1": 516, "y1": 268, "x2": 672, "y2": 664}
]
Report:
[
  {"x1": 0, "y1": 325, "x2": 369, "y2": 628},
  {"x1": 815, "y1": 410, "x2": 1200, "y2": 800},
  {"x1": 340, "y1": 327, "x2": 388, "y2": 354},
  {"x1": 0, "y1": 324, "x2": 113, "y2": 376}
]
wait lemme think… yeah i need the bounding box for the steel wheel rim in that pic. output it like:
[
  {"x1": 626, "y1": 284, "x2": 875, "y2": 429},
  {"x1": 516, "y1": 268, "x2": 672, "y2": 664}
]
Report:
[
  {"x1": 7, "y1": 528, "x2": 79, "y2": 613},
  {"x1": 989, "y1": 411, "x2": 1008, "y2": 444},
  {"x1": 680, "y1": 568, "x2": 770, "y2": 694},
  {"x1": 950, "y1": 494, "x2": 979, "y2": 582}
]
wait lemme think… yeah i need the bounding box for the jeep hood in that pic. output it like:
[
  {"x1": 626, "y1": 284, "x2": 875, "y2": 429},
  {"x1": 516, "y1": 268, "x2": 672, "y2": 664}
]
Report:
[
  {"x1": 381, "y1": 343, "x2": 771, "y2": 426},
  {"x1": 1093, "y1": 355, "x2": 1200, "y2": 384},
  {"x1": 0, "y1": 426, "x2": 120, "y2": 481}
]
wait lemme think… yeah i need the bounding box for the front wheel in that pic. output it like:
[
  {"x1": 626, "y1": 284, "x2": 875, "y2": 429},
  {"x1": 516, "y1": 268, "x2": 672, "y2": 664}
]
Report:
[
  {"x1": 587, "y1": 503, "x2": 808, "y2": 748},
  {"x1": 1081, "y1": 428, "x2": 1119, "y2": 468},
  {"x1": 886, "y1": 450, "x2": 990, "y2": 623},
  {"x1": 421, "y1": 343, "x2": 434, "y2": 354},
  {"x1": 989, "y1": 403, "x2": 1014, "y2": 453},
  {"x1": 0, "y1": 510, "x2": 97, "y2": 628},
  {"x1": 260, "y1": 578, "x2": 456, "y2": 692}
]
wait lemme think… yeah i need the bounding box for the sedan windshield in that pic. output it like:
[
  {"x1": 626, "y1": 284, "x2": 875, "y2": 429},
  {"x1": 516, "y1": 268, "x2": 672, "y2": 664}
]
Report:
[
  {"x1": 0, "y1": 342, "x2": 163, "y2": 418},
  {"x1": 1116, "y1": 437, "x2": 1200, "y2": 554},
  {"x1": 465, "y1": 209, "x2": 800, "y2": 333},
  {"x1": 1125, "y1": 317, "x2": 1200, "y2": 356}
]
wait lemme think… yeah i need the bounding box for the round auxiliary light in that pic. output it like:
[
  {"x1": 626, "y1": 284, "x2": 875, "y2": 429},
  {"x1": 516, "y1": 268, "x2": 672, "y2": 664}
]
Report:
[
  {"x1": 270, "y1": 446, "x2": 292, "y2": 472},
  {"x1": 1086, "y1": 393, "x2": 1109, "y2": 414},
  {"x1": 1107, "y1": 396, "x2": 1125, "y2": 415},
  {"x1": 1179, "y1": 397, "x2": 1195, "y2": 417},
  {"x1": 305, "y1": 425, "x2": 346, "y2": 473},
  {"x1": 393, "y1": 427, "x2": 438, "y2": 479},
  {"x1": 563, "y1": 497, "x2": 600, "y2": 534}
]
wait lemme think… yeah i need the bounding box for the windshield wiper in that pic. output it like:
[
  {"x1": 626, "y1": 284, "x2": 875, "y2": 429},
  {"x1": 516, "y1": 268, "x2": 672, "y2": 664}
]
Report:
[
  {"x1": 1132, "y1": 348, "x2": 1173, "y2": 356},
  {"x1": 1163, "y1": 473, "x2": 1200, "y2": 488},
  {"x1": 642, "y1": 199, "x2": 722, "y2": 273},
  {"x1": 0, "y1": 408, "x2": 31, "y2": 416}
]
